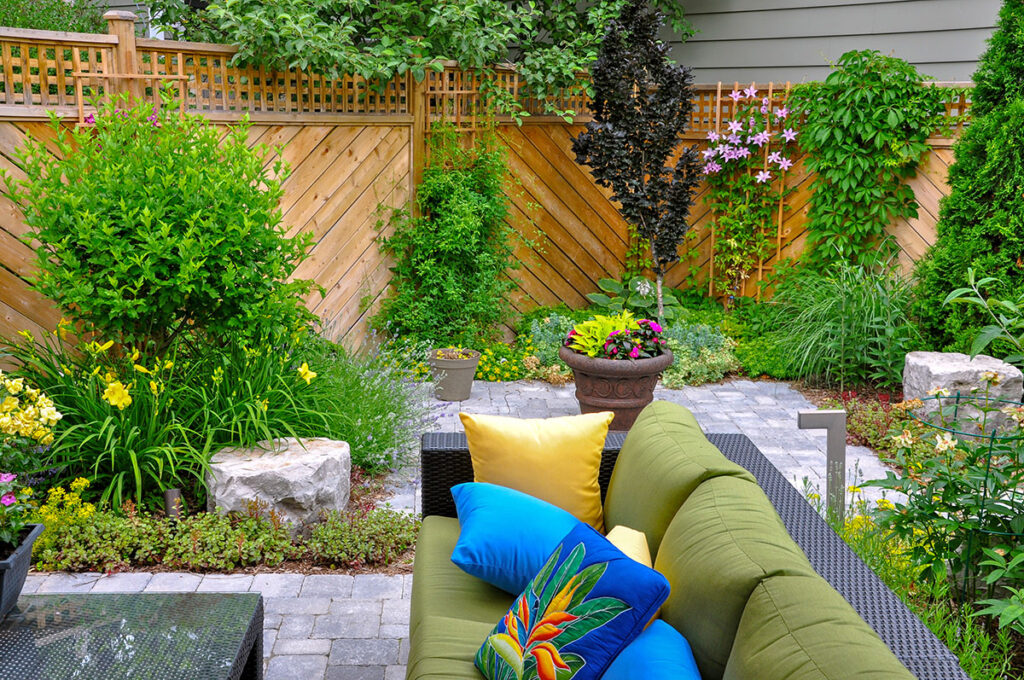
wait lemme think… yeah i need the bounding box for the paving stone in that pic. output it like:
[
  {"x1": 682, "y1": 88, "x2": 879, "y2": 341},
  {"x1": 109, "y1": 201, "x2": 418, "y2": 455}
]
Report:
[
  {"x1": 37, "y1": 572, "x2": 101, "y2": 593},
  {"x1": 264, "y1": 613, "x2": 283, "y2": 630},
  {"x1": 313, "y1": 614, "x2": 380, "y2": 639},
  {"x1": 350, "y1": 575, "x2": 403, "y2": 600},
  {"x1": 278, "y1": 614, "x2": 315, "y2": 639},
  {"x1": 378, "y1": 624, "x2": 407, "y2": 639},
  {"x1": 330, "y1": 599, "x2": 383, "y2": 617},
  {"x1": 20, "y1": 573, "x2": 45, "y2": 594},
  {"x1": 87, "y1": 572, "x2": 152, "y2": 593},
  {"x1": 380, "y1": 599, "x2": 409, "y2": 625},
  {"x1": 274, "y1": 638, "x2": 332, "y2": 655},
  {"x1": 401, "y1": 575, "x2": 414, "y2": 599},
  {"x1": 266, "y1": 654, "x2": 327, "y2": 680},
  {"x1": 329, "y1": 639, "x2": 400, "y2": 666},
  {"x1": 398, "y1": 638, "x2": 410, "y2": 665},
  {"x1": 265, "y1": 596, "x2": 331, "y2": 615},
  {"x1": 384, "y1": 666, "x2": 405, "y2": 680},
  {"x1": 263, "y1": 629, "x2": 277, "y2": 658},
  {"x1": 251, "y1": 573, "x2": 306, "y2": 598},
  {"x1": 300, "y1": 574, "x2": 355, "y2": 598},
  {"x1": 197, "y1": 574, "x2": 253, "y2": 592},
  {"x1": 327, "y1": 667, "x2": 386, "y2": 680},
  {"x1": 143, "y1": 572, "x2": 202, "y2": 592}
]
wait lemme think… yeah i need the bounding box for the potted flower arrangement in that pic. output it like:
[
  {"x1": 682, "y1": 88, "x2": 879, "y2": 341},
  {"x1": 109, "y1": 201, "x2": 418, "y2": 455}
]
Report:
[
  {"x1": 559, "y1": 311, "x2": 673, "y2": 429},
  {"x1": 429, "y1": 348, "x2": 482, "y2": 402},
  {"x1": 0, "y1": 473, "x2": 41, "y2": 620}
]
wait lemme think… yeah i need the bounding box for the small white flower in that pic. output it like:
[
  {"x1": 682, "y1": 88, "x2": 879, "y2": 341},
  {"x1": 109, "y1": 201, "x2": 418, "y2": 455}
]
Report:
[
  {"x1": 934, "y1": 432, "x2": 957, "y2": 453},
  {"x1": 927, "y1": 387, "x2": 951, "y2": 398}
]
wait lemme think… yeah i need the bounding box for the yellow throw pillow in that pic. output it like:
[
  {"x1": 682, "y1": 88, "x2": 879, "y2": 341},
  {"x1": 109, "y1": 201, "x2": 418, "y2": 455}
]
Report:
[
  {"x1": 459, "y1": 411, "x2": 614, "y2": 530},
  {"x1": 606, "y1": 525, "x2": 652, "y2": 567}
]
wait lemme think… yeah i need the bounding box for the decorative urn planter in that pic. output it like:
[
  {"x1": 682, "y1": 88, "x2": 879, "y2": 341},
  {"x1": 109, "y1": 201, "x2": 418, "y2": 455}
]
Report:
[
  {"x1": 429, "y1": 348, "x2": 481, "y2": 402},
  {"x1": 0, "y1": 523, "x2": 43, "y2": 620},
  {"x1": 559, "y1": 346, "x2": 673, "y2": 430}
]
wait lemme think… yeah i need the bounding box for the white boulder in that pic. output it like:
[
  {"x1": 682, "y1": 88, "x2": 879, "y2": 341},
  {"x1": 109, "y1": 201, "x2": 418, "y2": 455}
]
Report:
[
  {"x1": 206, "y1": 437, "x2": 351, "y2": 529},
  {"x1": 903, "y1": 351, "x2": 1023, "y2": 434}
]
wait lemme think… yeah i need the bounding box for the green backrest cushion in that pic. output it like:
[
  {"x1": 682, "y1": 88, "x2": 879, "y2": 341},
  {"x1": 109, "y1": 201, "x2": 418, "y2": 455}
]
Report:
[
  {"x1": 604, "y1": 401, "x2": 754, "y2": 556},
  {"x1": 724, "y1": 575, "x2": 915, "y2": 680},
  {"x1": 653, "y1": 476, "x2": 817, "y2": 680}
]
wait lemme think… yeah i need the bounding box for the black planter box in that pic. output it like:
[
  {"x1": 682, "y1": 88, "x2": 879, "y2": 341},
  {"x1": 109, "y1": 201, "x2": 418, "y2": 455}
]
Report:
[{"x1": 0, "y1": 523, "x2": 43, "y2": 620}]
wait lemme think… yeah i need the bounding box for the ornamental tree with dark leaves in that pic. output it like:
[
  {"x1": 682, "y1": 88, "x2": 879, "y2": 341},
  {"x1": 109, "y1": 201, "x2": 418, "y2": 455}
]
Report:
[{"x1": 572, "y1": 0, "x2": 701, "y2": 318}]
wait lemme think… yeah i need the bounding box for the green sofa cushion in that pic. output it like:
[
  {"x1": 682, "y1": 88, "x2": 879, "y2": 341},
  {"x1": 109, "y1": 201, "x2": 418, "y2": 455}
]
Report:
[
  {"x1": 724, "y1": 576, "x2": 915, "y2": 680},
  {"x1": 406, "y1": 615, "x2": 495, "y2": 680},
  {"x1": 653, "y1": 476, "x2": 816, "y2": 680},
  {"x1": 409, "y1": 516, "x2": 514, "y2": 643},
  {"x1": 604, "y1": 401, "x2": 754, "y2": 556}
]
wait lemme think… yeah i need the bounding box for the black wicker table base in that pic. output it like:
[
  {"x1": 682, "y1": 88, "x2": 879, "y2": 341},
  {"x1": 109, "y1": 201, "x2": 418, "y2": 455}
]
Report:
[{"x1": 0, "y1": 592, "x2": 263, "y2": 680}]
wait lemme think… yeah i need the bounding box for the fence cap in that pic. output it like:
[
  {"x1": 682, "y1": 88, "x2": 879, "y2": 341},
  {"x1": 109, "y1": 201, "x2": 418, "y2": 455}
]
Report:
[{"x1": 103, "y1": 10, "x2": 138, "y2": 21}]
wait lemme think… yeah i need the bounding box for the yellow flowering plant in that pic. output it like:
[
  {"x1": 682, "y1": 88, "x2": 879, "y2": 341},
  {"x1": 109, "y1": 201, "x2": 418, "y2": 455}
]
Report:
[{"x1": 0, "y1": 371, "x2": 62, "y2": 474}]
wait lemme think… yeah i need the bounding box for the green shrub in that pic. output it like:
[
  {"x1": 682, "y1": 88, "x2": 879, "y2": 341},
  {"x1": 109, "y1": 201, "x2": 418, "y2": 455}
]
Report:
[
  {"x1": 6, "y1": 96, "x2": 314, "y2": 354},
  {"x1": 915, "y1": 2, "x2": 1024, "y2": 352},
  {"x1": 521, "y1": 313, "x2": 576, "y2": 368},
  {"x1": 0, "y1": 0, "x2": 104, "y2": 33},
  {"x1": 475, "y1": 343, "x2": 527, "y2": 382},
  {"x1": 734, "y1": 334, "x2": 798, "y2": 380},
  {"x1": 766, "y1": 261, "x2": 920, "y2": 388},
  {"x1": 790, "y1": 50, "x2": 950, "y2": 266},
  {"x1": 375, "y1": 123, "x2": 515, "y2": 346},
  {"x1": 660, "y1": 322, "x2": 739, "y2": 387},
  {"x1": 307, "y1": 508, "x2": 420, "y2": 569}
]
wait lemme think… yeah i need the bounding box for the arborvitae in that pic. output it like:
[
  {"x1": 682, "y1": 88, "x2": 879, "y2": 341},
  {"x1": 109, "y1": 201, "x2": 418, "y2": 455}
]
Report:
[{"x1": 914, "y1": 0, "x2": 1024, "y2": 352}]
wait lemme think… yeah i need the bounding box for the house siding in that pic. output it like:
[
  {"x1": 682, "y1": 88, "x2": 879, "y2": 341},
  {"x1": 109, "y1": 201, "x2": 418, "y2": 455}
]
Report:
[{"x1": 672, "y1": 0, "x2": 1001, "y2": 84}]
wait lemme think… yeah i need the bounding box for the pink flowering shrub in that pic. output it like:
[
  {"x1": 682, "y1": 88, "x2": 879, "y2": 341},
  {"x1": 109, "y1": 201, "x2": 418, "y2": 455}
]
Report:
[
  {"x1": 700, "y1": 88, "x2": 798, "y2": 300},
  {"x1": 564, "y1": 313, "x2": 667, "y2": 360},
  {"x1": 0, "y1": 472, "x2": 32, "y2": 550}
]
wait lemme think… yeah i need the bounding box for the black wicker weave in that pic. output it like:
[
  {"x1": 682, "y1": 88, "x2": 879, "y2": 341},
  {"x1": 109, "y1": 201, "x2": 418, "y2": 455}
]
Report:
[{"x1": 420, "y1": 431, "x2": 968, "y2": 680}]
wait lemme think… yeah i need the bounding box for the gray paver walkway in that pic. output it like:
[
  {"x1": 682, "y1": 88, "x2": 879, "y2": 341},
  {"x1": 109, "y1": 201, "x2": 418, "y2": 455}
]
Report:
[{"x1": 27, "y1": 377, "x2": 893, "y2": 679}]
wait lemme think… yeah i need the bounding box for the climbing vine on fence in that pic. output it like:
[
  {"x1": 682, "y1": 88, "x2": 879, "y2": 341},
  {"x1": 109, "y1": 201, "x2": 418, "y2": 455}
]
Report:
[
  {"x1": 699, "y1": 88, "x2": 797, "y2": 302},
  {"x1": 790, "y1": 50, "x2": 952, "y2": 267}
]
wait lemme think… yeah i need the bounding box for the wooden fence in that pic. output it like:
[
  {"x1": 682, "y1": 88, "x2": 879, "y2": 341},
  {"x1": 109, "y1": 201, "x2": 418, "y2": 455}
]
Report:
[{"x1": 0, "y1": 14, "x2": 970, "y2": 346}]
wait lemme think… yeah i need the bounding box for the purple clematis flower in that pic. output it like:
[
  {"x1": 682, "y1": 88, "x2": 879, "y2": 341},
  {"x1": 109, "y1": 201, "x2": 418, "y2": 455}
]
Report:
[
  {"x1": 781, "y1": 128, "x2": 798, "y2": 142},
  {"x1": 702, "y1": 148, "x2": 717, "y2": 160},
  {"x1": 727, "y1": 133, "x2": 742, "y2": 145},
  {"x1": 755, "y1": 170, "x2": 772, "y2": 184},
  {"x1": 723, "y1": 147, "x2": 740, "y2": 161},
  {"x1": 767, "y1": 151, "x2": 782, "y2": 165},
  {"x1": 707, "y1": 131, "x2": 720, "y2": 142},
  {"x1": 727, "y1": 120, "x2": 744, "y2": 134},
  {"x1": 744, "y1": 86, "x2": 758, "y2": 98},
  {"x1": 778, "y1": 157, "x2": 794, "y2": 171},
  {"x1": 703, "y1": 161, "x2": 722, "y2": 174},
  {"x1": 777, "y1": 107, "x2": 790, "y2": 119},
  {"x1": 736, "y1": 147, "x2": 751, "y2": 159},
  {"x1": 751, "y1": 131, "x2": 770, "y2": 147},
  {"x1": 729, "y1": 90, "x2": 742, "y2": 102}
]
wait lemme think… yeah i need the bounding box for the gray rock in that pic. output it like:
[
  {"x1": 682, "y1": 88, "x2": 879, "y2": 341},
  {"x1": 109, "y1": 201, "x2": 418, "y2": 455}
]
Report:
[
  {"x1": 207, "y1": 437, "x2": 351, "y2": 529},
  {"x1": 903, "y1": 351, "x2": 1024, "y2": 434}
]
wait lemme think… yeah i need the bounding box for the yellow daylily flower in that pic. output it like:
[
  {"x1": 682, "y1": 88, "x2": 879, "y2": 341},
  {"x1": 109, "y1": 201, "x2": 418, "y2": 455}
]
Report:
[
  {"x1": 297, "y1": 362, "x2": 317, "y2": 385},
  {"x1": 102, "y1": 381, "x2": 132, "y2": 410}
]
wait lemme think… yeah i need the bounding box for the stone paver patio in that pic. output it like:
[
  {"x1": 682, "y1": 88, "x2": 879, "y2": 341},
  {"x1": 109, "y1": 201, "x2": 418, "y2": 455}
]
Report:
[{"x1": 27, "y1": 378, "x2": 891, "y2": 679}]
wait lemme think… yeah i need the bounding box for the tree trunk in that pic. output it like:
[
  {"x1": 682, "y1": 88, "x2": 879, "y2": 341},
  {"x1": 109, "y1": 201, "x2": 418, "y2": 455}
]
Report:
[{"x1": 656, "y1": 274, "x2": 664, "y2": 320}]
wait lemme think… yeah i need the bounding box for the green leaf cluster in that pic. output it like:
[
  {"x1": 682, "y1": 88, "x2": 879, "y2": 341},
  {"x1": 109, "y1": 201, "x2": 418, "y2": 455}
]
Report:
[
  {"x1": 148, "y1": 0, "x2": 691, "y2": 120},
  {"x1": 586, "y1": 276, "x2": 686, "y2": 321},
  {"x1": 566, "y1": 311, "x2": 638, "y2": 358},
  {"x1": 915, "y1": 2, "x2": 1024, "y2": 353},
  {"x1": 374, "y1": 123, "x2": 516, "y2": 346},
  {"x1": 791, "y1": 50, "x2": 950, "y2": 266},
  {"x1": 306, "y1": 507, "x2": 420, "y2": 569},
  {"x1": 0, "y1": 0, "x2": 104, "y2": 33},
  {"x1": 6, "y1": 95, "x2": 315, "y2": 354}
]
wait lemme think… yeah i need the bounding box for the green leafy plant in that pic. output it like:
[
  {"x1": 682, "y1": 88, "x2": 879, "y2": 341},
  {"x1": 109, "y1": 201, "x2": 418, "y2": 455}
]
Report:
[
  {"x1": 700, "y1": 91, "x2": 797, "y2": 300},
  {"x1": 0, "y1": 472, "x2": 32, "y2": 550},
  {"x1": 572, "y1": 0, "x2": 701, "y2": 317},
  {"x1": 765, "y1": 259, "x2": 920, "y2": 388},
  {"x1": 5, "y1": 95, "x2": 315, "y2": 354},
  {"x1": 375, "y1": 122, "x2": 516, "y2": 346},
  {"x1": 149, "y1": 0, "x2": 690, "y2": 121},
  {"x1": 586, "y1": 277, "x2": 685, "y2": 321},
  {"x1": 916, "y1": 2, "x2": 1024, "y2": 352},
  {"x1": 307, "y1": 507, "x2": 419, "y2": 569},
  {"x1": 0, "y1": 0, "x2": 104, "y2": 33},
  {"x1": 943, "y1": 268, "x2": 1024, "y2": 363},
  {"x1": 566, "y1": 312, "x2": 666, "y2": 360},
  {"x1": 791, "y1": 50, "x2": 950, "y2": 266},
  {"x1": 660, "y1": 323, "x2": 738, "y2": 387},
  {"x1": 475, "y1": 343, "x2": 527, "y2": 382}
]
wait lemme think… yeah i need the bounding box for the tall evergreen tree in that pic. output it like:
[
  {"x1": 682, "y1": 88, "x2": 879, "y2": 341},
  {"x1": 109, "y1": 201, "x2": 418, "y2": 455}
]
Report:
[
  {"x1": 915, "y1": 0, "x2": 1024, "y2": 352},
  {"x1": 572, "y1": 0, "x2": 701, "y2": 318}
]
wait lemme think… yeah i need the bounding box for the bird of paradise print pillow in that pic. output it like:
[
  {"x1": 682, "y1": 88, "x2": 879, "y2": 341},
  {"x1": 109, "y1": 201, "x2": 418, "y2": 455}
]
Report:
[{"x1": 475, "y1": 523, "x2": 670, "y2": 680}]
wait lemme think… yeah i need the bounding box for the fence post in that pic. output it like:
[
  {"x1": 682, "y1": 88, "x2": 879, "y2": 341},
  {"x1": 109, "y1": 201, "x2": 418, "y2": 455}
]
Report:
[
  {"x1": 104, "y1": 11, "x2": 139, "y2": 97},
  {"x1": 410, "y1": 71, "x2": 427, "y2": 217}
]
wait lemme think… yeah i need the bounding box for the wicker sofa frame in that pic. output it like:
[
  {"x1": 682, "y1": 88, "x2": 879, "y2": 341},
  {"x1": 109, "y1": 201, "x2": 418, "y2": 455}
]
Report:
[{"x1": 421, "y1": 431, "x2": 969, "y2": 680}]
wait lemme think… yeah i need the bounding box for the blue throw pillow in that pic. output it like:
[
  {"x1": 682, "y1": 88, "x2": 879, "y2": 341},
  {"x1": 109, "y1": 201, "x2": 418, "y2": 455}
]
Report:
[
  {"x1": 451, "y1": 482, "x2": 582, "y2": 595},
  {"x1": 602, "y1": 620, "x2": 702, "y2": 680},
  {"x1": 475, "y1": 522, "x2": 670, "y2": 680}
]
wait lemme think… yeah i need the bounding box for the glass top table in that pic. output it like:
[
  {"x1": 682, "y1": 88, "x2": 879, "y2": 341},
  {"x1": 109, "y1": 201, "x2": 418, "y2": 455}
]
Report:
[{"x1": 0, "y1": 592, "x2": 263, "y2": 680}]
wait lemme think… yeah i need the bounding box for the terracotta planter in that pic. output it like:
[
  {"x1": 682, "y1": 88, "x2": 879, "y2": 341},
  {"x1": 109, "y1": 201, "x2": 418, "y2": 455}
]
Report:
[
  {"x1": 559, "y1": 346, "x2": 673, "y2": 430},
  {"x1": 0, "y1": 523, "x2": 43, "y2": 620},
  {"x1": 430, "y1": 349, "x2": 481, "y2": 402}
]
